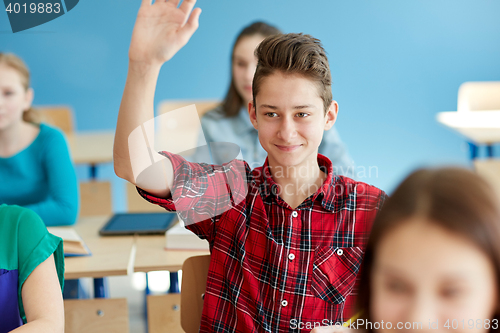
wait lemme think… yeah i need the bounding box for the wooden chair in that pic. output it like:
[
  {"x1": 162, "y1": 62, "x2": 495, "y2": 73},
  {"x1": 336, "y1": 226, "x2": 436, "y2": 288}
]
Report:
[
  {"x1": 64, "y1": 298, "x2": 129, "y2": 333},
  {"x1": 146, "y1": 255, "x2": 211, "y2": 333},
  {"x1": 126, "y1": 181, "x2": 166, "y2": 213},
  {"x1": 79, "y1": 181, "x2": 113, "y2": 217},
  {"x1": 156, "y1": 100, "x2": 220, "y2": 156},
  {"x1": 36, "y1": 105, "x2": 75, "y2": 135},
  {"x1": 457, "y1": 81, "x2": 500, "y2": 112},
  {"x1": 147, "y1": 293, "x2": 182, "y2": 333},
  {"x1": 158, "y1": 100, "x2": 220, "y2": 117},
  {"x1": 181, "y1": 255, "x2": 211, "y2": 333}
]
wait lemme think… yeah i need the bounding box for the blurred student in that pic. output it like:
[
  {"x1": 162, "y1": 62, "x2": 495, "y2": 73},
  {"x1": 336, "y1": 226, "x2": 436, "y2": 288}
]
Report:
[
  {"x1": 114, "y1": 1, "x2": 386, "y2": 331},
  {"x1": 190, "y1": 21, "x2": 354, "y2": 177},
  {"x1": 0, "y1": 204, "x2": 64, "y2": 333},
  {"x1": 0, "y1": 53, "x2": 78, "y2": 226},
  {"x1": 353, "y1": 167, "x2": 500, "y2": 333}
]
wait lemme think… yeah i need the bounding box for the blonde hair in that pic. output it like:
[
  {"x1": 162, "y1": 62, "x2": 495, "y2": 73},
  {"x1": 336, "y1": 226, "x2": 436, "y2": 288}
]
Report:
[{"x1": 0, "y1": 53, "x2": 39, "y2": 124}]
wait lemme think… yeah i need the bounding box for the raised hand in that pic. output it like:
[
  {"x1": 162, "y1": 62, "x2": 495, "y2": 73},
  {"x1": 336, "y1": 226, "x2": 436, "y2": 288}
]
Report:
[{"x1": 129, "y1": 0, "x2": 201, "y2": 67}]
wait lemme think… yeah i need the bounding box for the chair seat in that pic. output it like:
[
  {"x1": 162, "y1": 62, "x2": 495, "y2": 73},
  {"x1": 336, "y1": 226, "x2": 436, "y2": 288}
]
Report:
[{"x1": 64, "y1": 298, "x2": 129, "y2": 333}]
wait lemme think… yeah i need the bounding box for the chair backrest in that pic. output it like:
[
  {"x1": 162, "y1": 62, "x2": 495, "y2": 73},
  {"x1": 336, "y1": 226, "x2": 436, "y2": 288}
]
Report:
[
  {"x1": 36, "y1": 105, "x2": 75, "y2": 135},
  {"x1": 156, "y1": 100, "x2": 220, "y2": 155},
  {"x1": 79, "y1": 181, "x2": 113, "y2": 217},
  {"x1": 64, "y1": 298, "x2": 129, "y2": 333},
  {"x1": 125, "y1": 181, "x2": 166, "y2": 213},
  {"x1": 457, "y1": 82, "x2": 500, "y2": 112},
  {"x1": 158, "y1": 100, "x2": 220, "y2": 117},
  {"x1": 181, "y1": 254, "x2": 211, "y2": 333}
]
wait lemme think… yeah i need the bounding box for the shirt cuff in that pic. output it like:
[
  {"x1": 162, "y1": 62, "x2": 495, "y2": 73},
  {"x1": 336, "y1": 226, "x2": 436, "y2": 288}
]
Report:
[{"x1": 135, "y1": 151, "x2": 186, "y2": 211}]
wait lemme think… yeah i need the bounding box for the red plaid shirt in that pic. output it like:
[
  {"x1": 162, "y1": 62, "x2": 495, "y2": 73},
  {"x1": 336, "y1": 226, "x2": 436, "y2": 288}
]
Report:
[{"x1": 139, "y1": 153, "x2": 386, "y2": 333}]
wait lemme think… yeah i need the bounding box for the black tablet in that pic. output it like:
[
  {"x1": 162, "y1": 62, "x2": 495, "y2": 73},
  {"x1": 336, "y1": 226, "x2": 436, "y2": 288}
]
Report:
[{"x1": 99, "y1": 212, "x2": 178, "y2": 236}]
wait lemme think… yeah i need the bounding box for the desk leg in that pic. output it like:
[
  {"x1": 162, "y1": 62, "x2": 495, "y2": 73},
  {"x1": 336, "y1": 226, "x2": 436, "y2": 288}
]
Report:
[
  {"x1": 63, "y1": 279, "x2": 80, "y2": 299},
  {"x1": 487, "y1": 145, "x2": 494, "y2": 158},
  {"x1": 468, "y1": 142, "x2": 478, "y2": 160},
  {"x1": 144, "y1": 273, "x2": 150, "y2": 330},
  {"x1": 94, "y1": 278, "x2": 108, "y2": 298},
  {"x1": 169, "y1": 272, "x2": 179, "y2": 293},
  {"x1": 63, "y1": 279, "x2": 90, "y2": 299},
  {"x1": 145, "y1": 273, "x2": 150, "y2": 295},
  {"x1": 143, "y1": 272, "x2": 180, "y2": 331},
  {"x1": 90, "y1": 164, "x2": 97, "y2": 179}
]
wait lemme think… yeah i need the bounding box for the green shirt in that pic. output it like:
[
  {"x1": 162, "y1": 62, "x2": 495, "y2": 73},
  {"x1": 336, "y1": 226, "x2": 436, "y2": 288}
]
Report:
[{"x1": 0, "y1": 204, "x2": 64, "y2": 330}]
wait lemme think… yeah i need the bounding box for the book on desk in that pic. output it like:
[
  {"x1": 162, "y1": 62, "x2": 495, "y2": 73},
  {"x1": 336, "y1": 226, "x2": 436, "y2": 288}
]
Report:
[
  {"x1": 165, "y1": 221, "x2": 210, "y2": 251},
  {"x1": 47, "y1": 227, "x2": 91, "y2": 257}
]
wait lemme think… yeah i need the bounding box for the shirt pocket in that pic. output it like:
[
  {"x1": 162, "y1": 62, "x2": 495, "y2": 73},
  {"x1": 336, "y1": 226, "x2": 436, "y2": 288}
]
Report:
[{"x1": 312, "y1": 246, "x2": 363, "y2": 304}]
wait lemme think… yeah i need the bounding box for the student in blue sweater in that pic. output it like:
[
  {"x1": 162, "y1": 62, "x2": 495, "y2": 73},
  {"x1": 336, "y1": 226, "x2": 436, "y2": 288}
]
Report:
[{"x1": 0, "y1": 53, "x2": 78, "y2": 226}]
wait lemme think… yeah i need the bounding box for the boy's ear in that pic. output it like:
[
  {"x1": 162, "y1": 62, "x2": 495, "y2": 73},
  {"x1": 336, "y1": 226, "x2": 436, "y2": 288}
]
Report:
[
  {"x1": 324, "y1": 100, "x2": 338, "y2": 131},
  {"x1": 248, "y1": 100, "x2": 258, "y2": 130}
]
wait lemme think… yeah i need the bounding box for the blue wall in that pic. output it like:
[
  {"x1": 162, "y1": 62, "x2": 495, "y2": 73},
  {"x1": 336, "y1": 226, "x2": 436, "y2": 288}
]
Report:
[{"x1": 2, "y1": 0, "x2": 500, "y2": 198}]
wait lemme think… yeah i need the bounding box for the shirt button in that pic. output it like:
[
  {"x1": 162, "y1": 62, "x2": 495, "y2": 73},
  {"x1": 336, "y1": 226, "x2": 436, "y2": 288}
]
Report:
[
  {"x1": 271, "y1": 184, "x2": 279, "y2": 196},
  {"x1": 288, "y1": 253, "x2": 295, "y2": 261},
  {"x1": 281, "y1": 300, "x2": 288, "y2": 307},
  {"x1": 291, "y1": 211, "x2": 298, "y2": 218},
  {"x1": 337, "y1": 249, "x2": 343, "y2": 256}
]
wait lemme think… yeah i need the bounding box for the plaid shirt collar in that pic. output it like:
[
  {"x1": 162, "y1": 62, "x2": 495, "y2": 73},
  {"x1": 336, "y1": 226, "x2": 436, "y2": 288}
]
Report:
[{"x1": 255, "y1": 153, "x2": 337, "y2": 212}]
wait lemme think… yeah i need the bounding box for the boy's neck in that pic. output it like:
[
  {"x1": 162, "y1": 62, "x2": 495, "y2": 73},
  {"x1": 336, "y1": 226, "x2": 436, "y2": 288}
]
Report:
[{"x1": 267, "y1": 155, "x2": 327, "y2": 209}]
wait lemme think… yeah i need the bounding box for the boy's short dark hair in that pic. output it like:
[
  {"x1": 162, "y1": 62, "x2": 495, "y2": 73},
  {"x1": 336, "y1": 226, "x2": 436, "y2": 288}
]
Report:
[{"x1": 252, "y1": 33, "x2": 333, "y2": 113}]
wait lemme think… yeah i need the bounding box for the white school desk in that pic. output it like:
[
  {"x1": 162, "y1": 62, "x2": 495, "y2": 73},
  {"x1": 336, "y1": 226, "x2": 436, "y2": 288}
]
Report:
[
  {"x1": 63, "y1": 215, "x2": 209, "y2": 332},
  {"x1": 66, "y1": 131, "x2": 115, "y2": 165},
  {"x1": 436, "y1": 110, "x2": 500, "y2": 144},
  {"x1": 64, "y1": 216, "x2": 135, "y2": 280},
  {"x1": 134, "y1": 234, "x2": 209, "y2": 272},
  {"x1": 64, "y1": 215, "x2": 209, "y2": 279}
]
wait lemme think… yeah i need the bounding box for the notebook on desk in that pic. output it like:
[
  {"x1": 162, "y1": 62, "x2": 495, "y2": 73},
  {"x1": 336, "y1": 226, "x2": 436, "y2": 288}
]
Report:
[
  {"x1": 47, "y1": 227, "x2": 91, "y2": 257},
  {"x1": 99, "y1": 212, "x2": 178, "y2": 236},
  {"x1": 165, "y1": 221, "x2": 210, "y2": 251}
]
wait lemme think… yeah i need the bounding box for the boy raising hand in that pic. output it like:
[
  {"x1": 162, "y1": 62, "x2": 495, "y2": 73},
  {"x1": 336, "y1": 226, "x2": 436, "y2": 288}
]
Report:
[{"x1": 114, "y1": 1, "x2": 386, "y2": 332}]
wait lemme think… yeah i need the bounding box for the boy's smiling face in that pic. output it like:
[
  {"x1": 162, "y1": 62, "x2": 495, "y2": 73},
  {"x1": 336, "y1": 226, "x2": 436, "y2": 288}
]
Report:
[{"x1": 249, "y1": 71, "x2": 337, "y2": 170}]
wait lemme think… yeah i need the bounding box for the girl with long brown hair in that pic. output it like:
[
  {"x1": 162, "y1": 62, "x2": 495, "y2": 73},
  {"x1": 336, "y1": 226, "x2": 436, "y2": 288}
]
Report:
[{"x1": 355, "y1": 167, "x2": 500, "y2": 333}]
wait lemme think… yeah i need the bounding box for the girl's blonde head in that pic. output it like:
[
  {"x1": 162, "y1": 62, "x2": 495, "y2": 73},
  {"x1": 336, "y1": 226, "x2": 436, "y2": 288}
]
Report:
[{"x1": 0, "y1": 53, "x2": 39, "y2": 123}]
